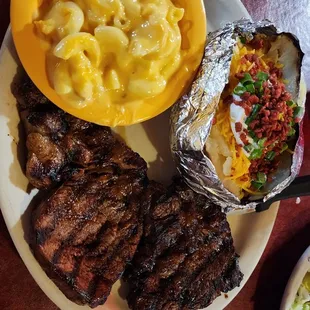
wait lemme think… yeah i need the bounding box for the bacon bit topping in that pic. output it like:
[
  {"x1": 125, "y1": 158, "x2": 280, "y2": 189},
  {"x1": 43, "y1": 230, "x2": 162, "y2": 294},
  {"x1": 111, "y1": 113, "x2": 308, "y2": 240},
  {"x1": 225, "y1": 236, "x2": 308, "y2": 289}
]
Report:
[
  {"x1": 235, "y1": 122, "x2": 242, "y2": 132},
  {"x1": 235, "y1": 72, "x2": 245, "y2": 80},
  {"x1": 249, "y1": 38, "x2": 264, "y2": 50},
  {"x1": 240, "y1": 132, "x2": 248, "y2": 145},
  {"x1": 248, "y1": 95, "x2": 260, "y2": 104},
  {"x1": 232, "y1": 51, "x2": 300, "y2": 189}
]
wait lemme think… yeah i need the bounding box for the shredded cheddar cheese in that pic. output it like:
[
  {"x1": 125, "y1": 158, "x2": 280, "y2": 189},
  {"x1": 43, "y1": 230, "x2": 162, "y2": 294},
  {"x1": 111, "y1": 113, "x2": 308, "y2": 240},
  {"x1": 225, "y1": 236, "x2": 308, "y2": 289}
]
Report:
[{"x1": 216, "y1": 98, "x2": 251, "y2": 197}]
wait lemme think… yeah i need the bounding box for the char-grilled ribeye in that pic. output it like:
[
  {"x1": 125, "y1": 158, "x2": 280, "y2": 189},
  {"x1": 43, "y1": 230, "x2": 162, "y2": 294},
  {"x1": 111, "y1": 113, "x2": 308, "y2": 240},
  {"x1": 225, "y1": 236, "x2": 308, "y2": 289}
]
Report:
[
  {"x1": 124, "y1": 179, "x2": 243, "y2": 310},
  {"x1": 13, "y1": 75, "x2": 144, "y2": 189},
  {"x1": 33, "y1": 168, "x2": 148, "y2": 308}
]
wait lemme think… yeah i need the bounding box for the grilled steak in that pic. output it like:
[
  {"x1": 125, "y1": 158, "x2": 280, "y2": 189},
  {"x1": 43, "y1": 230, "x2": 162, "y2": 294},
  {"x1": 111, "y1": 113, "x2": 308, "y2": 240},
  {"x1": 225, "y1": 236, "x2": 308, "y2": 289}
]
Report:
[
  {"x1": 33, "y1": 167, "x2": 148, "y2": 308},
  {"x1": 13, "y1": 75, "x2": 142, "y2": 189},
  {"x1": 124, "y1": 179, "x2": 243, "y2": 310}
]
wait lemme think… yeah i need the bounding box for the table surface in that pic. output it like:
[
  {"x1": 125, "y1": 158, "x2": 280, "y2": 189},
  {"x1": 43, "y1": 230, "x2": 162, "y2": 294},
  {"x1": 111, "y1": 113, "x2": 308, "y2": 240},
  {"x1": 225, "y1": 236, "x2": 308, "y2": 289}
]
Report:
[{"x1": 0, "y1": 0, "x2": 310, "y2": 309}]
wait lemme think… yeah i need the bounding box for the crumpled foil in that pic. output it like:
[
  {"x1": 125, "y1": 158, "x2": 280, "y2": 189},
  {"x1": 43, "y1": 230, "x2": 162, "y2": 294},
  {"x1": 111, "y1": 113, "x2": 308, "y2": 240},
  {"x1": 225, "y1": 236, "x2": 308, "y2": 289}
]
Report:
[{"x1": 170, "y1": 19, "x2": 305, "y2": 213}]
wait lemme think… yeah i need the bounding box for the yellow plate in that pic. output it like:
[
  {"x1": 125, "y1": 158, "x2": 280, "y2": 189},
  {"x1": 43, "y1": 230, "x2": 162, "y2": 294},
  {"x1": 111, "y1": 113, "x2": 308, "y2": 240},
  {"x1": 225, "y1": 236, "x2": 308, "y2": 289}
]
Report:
[{"x1": 11, "y1": 0, "x2": 207, "y2": 126}]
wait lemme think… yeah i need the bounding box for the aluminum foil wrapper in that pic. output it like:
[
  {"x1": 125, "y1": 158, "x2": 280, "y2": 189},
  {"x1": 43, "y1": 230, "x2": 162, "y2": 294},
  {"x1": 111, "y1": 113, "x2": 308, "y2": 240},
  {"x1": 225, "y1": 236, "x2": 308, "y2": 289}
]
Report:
[{"x1": 170, "y1": 19, "x2": 306, "y2": 213}]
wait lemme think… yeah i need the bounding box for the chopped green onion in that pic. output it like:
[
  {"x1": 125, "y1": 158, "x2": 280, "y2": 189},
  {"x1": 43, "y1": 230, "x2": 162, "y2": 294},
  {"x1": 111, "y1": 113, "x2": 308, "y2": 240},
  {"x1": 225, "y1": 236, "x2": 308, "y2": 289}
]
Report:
[
  {"x1": 249, "y1": 130, "x2": 259, "y2": 143},
  {"x1": 249, "y1": 130, "x2": 257, "y2": 139},
  {"x1": 266, "y1": 151, "x2": 276, "y2": 161},
  {"x1": 233, "y1": 85, "x2": 246, "y2": 96},
  {"x1": 244, "y1": 144, "x2": 254, "y2": 153},
  {"x1": 240, "y1": 37, "x2": 246, "y2": 44},
  {"x1": 252, "y1": 181, "x2": 264, "y2": 190},
  {"x1": 286, "y1": 100, "x2": 297, "y2": 108},
  {"x1": 257, "y1": 172, "x2": 267, "y2": 184},
  {"x1": 280, "y1": 143, "x2": 288, "y2": 153},
  {"x1": 256, "y1": 71, "x2": 269, "y2": 81},
  {"x1": 241, "y1": 73, "x2": 254, "y2": 85},
  {"x1": 293, "y1": 106, "x2": 303, "y2": 118},
  {"x1": 249, "y1": 148, "x2": 263, "y2": 160},
  {"x1": 254, "y1": 81, "x2": 263, "y2": 93},
  {"x1": 246, "y1": 83, "x2": 255, "y2": 94},
  {"x1": 258, "y1": 138, "x2": 267, "y2": 148},
  {"x1": 288, "y1": 127, "x2": 296, "y2": 136},
  {"x1": 245, "y1": 104, "x2": 262, "y2": 125}
]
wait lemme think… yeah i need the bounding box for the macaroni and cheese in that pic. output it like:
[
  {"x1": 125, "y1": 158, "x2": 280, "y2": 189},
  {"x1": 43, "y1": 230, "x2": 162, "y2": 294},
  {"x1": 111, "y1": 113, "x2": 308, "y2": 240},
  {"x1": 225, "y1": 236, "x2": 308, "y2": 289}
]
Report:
[{"x1": 35, "y1": 0, "x2": 185, "y2": 109}]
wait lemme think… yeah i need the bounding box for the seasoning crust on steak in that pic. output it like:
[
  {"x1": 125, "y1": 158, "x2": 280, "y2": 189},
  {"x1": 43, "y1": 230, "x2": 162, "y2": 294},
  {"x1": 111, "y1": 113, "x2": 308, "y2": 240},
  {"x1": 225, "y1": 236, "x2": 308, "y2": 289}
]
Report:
[{"x1": 124, "y1": 179, "x2": 243, "y2": 310}]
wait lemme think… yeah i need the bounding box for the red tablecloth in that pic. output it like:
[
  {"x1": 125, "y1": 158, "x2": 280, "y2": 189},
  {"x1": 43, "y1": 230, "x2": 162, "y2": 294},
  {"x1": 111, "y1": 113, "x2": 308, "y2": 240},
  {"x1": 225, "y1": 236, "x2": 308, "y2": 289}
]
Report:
[{"x1": 0, "y1": 0, "x2": 309, "y2": 309}]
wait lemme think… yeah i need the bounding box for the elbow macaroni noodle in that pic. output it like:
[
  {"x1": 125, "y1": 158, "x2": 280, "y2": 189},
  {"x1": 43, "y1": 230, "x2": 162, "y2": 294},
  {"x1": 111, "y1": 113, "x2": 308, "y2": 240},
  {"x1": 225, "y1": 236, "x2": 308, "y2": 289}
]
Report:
[{"x1": 35, "y1": 0, "x2": 185, "y2": 108}]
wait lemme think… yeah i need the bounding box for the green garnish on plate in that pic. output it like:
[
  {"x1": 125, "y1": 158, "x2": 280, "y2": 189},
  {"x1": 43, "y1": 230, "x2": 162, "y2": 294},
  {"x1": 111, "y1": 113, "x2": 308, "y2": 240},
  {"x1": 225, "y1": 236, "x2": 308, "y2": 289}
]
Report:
[{"x1": 290, "y1": 272, "x2": 310, "y2": 310}]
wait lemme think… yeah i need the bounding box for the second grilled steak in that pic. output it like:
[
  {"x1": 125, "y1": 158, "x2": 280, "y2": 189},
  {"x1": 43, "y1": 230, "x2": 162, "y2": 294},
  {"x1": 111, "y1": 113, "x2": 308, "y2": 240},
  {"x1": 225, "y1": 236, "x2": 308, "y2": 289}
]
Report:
[
  {"x1": 124, "y1": 179, "x2": 243, "y2": 310},
  {"x1": 33, "y1": 168, "x2": 149, "y2": 308}
]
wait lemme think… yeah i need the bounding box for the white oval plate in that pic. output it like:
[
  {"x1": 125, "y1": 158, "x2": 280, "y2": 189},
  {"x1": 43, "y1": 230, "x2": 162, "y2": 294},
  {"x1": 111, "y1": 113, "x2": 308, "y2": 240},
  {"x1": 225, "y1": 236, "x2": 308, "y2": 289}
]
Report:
[
  {"x1": 281, "y1": 246, "x2": 310, "y2": 310},
  {"x1": 0, "y1": 2, "x2": 279, "y2": 310}
]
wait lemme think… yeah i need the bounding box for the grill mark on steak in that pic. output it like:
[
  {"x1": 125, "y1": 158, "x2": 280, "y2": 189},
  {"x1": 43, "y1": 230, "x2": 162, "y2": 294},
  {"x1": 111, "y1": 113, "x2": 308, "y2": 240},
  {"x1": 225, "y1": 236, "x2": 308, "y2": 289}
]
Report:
[
  {"x1": 184, "y1": 244, "x2": 235, "y2": 306},
  {"x1": 100, "y1": 227, "x2": 141, "y2": 282},
  {"x1": 163, "y1": 240, "x2": 222, "y2": 300},
  {"x1": 36, "y1": 177, "x2": 110, "y2": 261},
  {"x1": 71, "y1": 220, "x2": 104, "y2": 247},
  {"x1": 156, "y1": 252, "x2": 187, "y2": 279},
  {"x1": 124, "y1": 179, "x2": 243, "y2": 310},
  {"x1": 55, "y1": 246, "x2": 85, "y2": 275}
]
